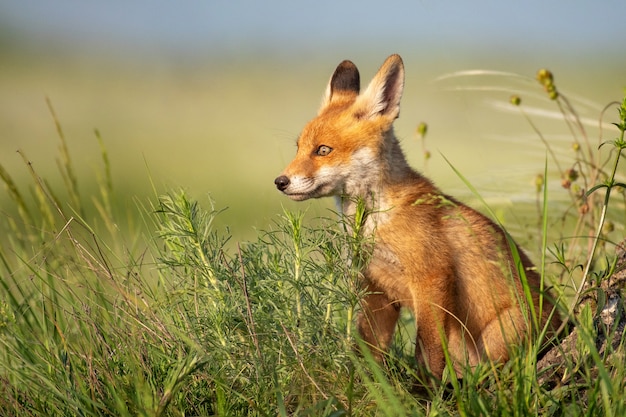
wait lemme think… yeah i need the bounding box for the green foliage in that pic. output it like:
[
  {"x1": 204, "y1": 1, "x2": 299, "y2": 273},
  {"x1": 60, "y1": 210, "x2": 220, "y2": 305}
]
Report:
[
  {"x1": 152, "y1": 191, "x2": 367, "y2": 415},
  {"x1": 0, "y1": 80, "x2": 624, "y2": 416}
]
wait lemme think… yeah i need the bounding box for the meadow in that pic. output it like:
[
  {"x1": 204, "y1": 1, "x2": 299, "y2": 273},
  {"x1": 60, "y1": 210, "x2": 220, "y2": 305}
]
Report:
[{"x1": 0, "y1": 48, "x2": 625, "y2": 415}]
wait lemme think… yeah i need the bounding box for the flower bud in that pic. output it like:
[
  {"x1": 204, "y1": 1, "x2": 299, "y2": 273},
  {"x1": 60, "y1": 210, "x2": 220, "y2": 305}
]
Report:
[
  {"x1": 548, "y1": 89, "x2": 559, "y2": 100},
  {"x1": 565, "y1": 168, "x2": 579, "y2": 182},
  {"x1": 416, "y1": 122, "x2": 428, "y2": 137},
  {"x1": 561, "y1": 179, "x2": 571, "y2": 189},
  {"x1": 534, "y1": 174, "x2": 544, "y2": 193},
  {"x1": 536, "y1": 69, "x2": 554, "y2": 86}
]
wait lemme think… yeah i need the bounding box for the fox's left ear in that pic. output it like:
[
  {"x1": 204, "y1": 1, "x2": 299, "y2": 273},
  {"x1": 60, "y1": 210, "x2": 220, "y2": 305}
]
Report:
[{"x1": 355, "y1": 54, "x2": 404, "y2": 121}]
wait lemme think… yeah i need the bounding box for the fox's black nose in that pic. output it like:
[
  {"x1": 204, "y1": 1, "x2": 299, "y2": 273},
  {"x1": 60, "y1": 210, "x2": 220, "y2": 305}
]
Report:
[{"x1": 274, "y1": 175, "x2": 290, "y2": 191}]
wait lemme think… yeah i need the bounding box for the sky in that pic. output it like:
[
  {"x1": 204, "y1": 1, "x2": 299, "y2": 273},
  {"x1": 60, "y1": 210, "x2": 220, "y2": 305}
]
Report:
[{"x1": 1, "y1": 0, "x2": 624, "y2": 58}]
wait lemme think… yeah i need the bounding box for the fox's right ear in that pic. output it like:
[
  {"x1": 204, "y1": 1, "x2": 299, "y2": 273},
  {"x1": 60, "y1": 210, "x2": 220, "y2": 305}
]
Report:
[
  {"x1": 354, "y1": 54, "x2": 404, "y2": 121},
  {"x1": 319, "y1": 60, "x2": 360, "y2": 112}
]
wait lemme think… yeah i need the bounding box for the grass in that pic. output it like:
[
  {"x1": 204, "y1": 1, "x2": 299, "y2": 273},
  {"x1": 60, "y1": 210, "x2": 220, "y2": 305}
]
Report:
[{"x1": 0, "y1": 70, "x2": 625, "y2": 416}]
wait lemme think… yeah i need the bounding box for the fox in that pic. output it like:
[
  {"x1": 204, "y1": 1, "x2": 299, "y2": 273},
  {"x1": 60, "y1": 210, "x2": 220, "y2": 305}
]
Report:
[{"x1": 274, "y1": 54, "x2": 561, "y2": 378}]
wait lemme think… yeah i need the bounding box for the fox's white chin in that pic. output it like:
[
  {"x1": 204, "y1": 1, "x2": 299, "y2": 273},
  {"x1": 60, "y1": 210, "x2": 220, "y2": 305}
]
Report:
[{"x1": 283, "y1": 192, "x2": 313, "y2": 201}]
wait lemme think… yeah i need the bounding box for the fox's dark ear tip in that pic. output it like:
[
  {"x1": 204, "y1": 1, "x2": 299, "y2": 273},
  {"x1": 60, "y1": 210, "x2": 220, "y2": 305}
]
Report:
[
  {"x1": 330, "y1": 59, "x2": 360, "y2": 94},
  {"x1": 337, "y1": 60, "x2": 357, "y2": 71}
]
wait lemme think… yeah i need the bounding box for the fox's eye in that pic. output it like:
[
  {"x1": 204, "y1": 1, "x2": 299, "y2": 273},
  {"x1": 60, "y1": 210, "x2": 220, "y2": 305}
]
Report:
[{"x1": 316, "y1": 145, "x2": 333, "y2": 156}]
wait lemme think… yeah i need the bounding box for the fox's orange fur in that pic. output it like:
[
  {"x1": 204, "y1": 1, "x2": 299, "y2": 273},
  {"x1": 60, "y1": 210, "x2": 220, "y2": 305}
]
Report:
[{"x1": 274, "y1": 54, "x2": 561, "y2": 378}]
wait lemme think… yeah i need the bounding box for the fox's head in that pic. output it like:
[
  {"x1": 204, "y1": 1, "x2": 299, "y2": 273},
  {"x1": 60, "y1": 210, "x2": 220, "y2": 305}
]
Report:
[{"x1": 274, "y1": 54, "x2": 406, "y2": 201}]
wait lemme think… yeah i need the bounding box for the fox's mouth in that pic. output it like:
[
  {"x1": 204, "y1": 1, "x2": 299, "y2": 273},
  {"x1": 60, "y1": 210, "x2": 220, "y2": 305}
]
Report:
[
  {"x1": 282, "y1": 184, "x2": 327, "y2": 201},
  {"x1": 274, "y1": 175, "x2": 331, "y2": 200}
]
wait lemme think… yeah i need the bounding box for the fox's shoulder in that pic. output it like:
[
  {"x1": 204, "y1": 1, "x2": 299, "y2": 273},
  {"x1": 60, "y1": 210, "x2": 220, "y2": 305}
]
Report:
[{"x1": 385, "y1": 170, "x2": 443, "y2": 207}]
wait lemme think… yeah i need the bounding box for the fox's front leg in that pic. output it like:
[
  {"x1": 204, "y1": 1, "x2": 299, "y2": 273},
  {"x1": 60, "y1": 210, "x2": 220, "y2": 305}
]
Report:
[
  {"x1": 357, "y1": 285, "x2": 400, "y2": 361},
  {"x1": 413, "y1": 293, "x2": 453, "y2": 379},
  {"x1": 414, "y1": 316, "x2": 448, "y2": 378}
]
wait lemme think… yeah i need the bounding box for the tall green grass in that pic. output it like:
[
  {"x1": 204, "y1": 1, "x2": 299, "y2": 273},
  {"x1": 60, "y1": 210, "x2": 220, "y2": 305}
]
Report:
[{"x1": 0, "y1": 79, "x2": 624, "y2": 416}]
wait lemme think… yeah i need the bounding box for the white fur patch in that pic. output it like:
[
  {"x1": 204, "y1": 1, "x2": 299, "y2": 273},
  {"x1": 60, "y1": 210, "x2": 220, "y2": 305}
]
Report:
[
  {"x1": 338, "y1": 147, "x2": 394, "y2": 233},
  {"x1": 344, "y1": 148, "x2": 378, "y2": 191}
]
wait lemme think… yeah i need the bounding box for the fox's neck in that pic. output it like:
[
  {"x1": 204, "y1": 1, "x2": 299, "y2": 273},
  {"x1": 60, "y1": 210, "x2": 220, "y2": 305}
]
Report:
[
  {"x1": 381, "y1": 130, "x2": 414, "y2": 183},
  {"x1": 337, "y1": 130, "x2": 414, "y2": 224}
]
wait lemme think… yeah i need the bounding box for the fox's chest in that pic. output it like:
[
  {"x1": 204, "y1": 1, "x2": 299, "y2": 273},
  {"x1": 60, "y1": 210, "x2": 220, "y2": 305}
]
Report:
[
  {"x1": 361, "y1": 234, "x2": 414, "y2": 303},
  {"x1": 340, "y1": 194, "x2": 436, "y2": 281}
]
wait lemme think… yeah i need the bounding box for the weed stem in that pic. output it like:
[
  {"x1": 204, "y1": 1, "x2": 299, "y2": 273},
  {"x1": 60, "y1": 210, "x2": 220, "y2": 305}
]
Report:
[{"x1": 571, "y1": 98, "x2": 626, "y2": 314}]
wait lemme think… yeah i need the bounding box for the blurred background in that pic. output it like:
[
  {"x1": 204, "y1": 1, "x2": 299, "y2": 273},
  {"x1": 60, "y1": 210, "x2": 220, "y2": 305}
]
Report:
[{"x1": 1, "y1": 0, "x2": 624, "y2": 243}]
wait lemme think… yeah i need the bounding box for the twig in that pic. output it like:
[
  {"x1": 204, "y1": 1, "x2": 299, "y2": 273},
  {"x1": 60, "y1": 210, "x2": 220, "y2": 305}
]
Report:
[
  {"x1": 279, "y1": 322, "x2": 331, "y2": 402},
  {"x1": 237, "y1": 243, "x2": 262, "y2": 362}
]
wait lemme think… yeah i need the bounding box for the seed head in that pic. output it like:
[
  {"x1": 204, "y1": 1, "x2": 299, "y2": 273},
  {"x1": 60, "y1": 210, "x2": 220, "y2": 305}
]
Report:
[
  {"x1": 416, "y1": 122, "x2": 428, "y2": 137},
  {"x1": 561, "y1": 179, "x2": 571, "y2": 189},
  {"x1": 536, "y1": 68, "x2": 559, "y2": 100},
  {"x1": 534, "y1": 174, "x2": 544, "y2": 193},
  {"x1": 547, "y1": 87, "x2": 559, "y2": 100},
  {"x1": 536, "y1": 69, "x2": 554, "y2": 86},
  {"x1": 565, "y1": 168, "x2": 579, "y2": 182}
]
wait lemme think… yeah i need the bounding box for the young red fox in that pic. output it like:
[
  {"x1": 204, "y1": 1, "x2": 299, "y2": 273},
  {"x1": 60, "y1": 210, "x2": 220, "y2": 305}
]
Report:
[{"x1": 274, "y1": 54, "x2": 561, "y2": 378}]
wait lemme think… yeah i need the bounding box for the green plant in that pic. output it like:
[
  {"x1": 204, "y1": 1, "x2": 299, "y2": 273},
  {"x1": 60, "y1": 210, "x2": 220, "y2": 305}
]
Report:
[
  {"x1": 1, "y1": 79, "x2": 625, "y2": 416},
  {"x1": 511, "y1": 74, "x2": 626, "y2": 312}
]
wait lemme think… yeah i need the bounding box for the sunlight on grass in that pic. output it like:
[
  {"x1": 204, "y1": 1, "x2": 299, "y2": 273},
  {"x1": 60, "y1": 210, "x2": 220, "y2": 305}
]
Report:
[{"x1": 1, "y1": 49, "x2": 625, "y2": 415}]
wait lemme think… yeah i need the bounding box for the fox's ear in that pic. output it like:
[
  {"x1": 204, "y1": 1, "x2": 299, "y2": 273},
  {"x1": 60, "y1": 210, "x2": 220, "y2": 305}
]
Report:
[
  {"x1": 355, "y1": 54, "x2": 404, "y2": 120},
  {"x1": 319, "y1": 60, "x2": 360, "y2": 111}
]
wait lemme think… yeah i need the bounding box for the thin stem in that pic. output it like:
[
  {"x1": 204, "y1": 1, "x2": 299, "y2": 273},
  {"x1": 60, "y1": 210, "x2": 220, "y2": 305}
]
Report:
[{"x1": 570, "y1": 105, "x2": 626, "y2": 314}]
